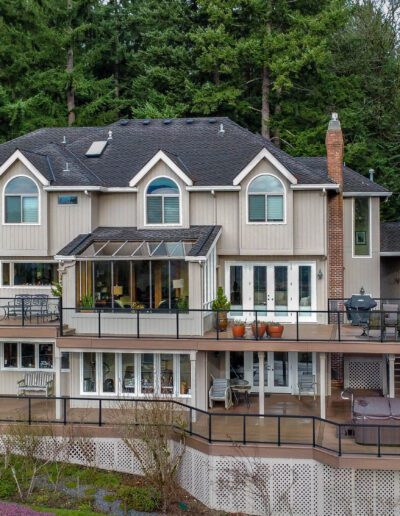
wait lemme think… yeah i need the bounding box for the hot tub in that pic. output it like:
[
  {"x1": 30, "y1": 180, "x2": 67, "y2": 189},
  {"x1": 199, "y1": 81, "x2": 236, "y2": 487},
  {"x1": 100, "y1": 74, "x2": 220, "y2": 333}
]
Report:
[{"x1": 353, "y1": 397, "x2": 400, "y2": 445}]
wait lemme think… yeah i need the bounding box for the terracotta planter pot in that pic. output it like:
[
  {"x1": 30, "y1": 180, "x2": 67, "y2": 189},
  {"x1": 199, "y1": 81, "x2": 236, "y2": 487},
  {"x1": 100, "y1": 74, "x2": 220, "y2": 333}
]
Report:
[
  {"x1": 268, "y1": 325, "x2": 284, "y2": 338},
  {"x1": 232, "y1": 324, "x2": 245, "y2": 338},
  {"x1": 251, "y1": 322, "x2": 267, "y2": 338},
  {"x1": 215, "y1": 311, "x2": 228, "y2": 331}
]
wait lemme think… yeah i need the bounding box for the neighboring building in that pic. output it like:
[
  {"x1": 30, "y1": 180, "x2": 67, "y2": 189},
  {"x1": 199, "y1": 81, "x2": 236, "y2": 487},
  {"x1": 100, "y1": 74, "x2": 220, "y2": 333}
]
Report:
[{"x1": 0, "y1": 114, "x2": 395, "y2": 420}]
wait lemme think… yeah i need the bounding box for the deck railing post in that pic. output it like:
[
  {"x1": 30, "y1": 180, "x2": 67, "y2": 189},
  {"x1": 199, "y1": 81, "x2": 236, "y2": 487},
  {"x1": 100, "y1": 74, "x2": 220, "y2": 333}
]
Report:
[
  {"x1": 59, "y1": 298, "x2": 63, "y2": 337},
  {"x1": 255, "y1": 311, "x2": 258, "y2": 341},
  {"x1": 277, "y1": 416, "x2": 281, "y2": 446},
  {"x1": 189, "y1": 407, "x2": 193, "y2": 435},
  {"x1": 338, "y1": 424, "x2": 342, "y2": 456},
  {"x1": 378, "y1": 426, "x2": 381, "y2": 457},
  {"x1": 98, "y1": 310, "x2": 101, "y2": 338},
  {"x1": 337, "y1": 311, "x2": 341, "y2": 341},
  {"x1": 22, "y1": 298, "x2": 25, "y2": 327},
  {"x1": 63, "y1": 397, "x2": 67, "y2": 425},
  {"x1": 28, "y1": 397, "x2": 31, "y2": 425},
  {"x1": 381, "y1": 311, "x2": 384, "y2": 342},
  {"x1": 243, "y1": 415, "x2": 247, "y2": 445},
  {"x1": 176, "y1": 310, "x2": 179, "y2": 339},
  {"x1": 296, "y1": 311, "x2": 299, "y2": 341},
  {"x1": 312, "y1": 417, "x2": 316, "y2": 447},
  {"x1": 136, "y1": 310, "x2": 140, "y2": 338},
  {"x1": 216, "y1": 310, "x2": 219, "y2": 340},
  {"x1": 208, "y1": 413, "x2": 212, "y2": 443},
  {"x1": 99, "y1": 399, "x2": 102, "y2": 427}
]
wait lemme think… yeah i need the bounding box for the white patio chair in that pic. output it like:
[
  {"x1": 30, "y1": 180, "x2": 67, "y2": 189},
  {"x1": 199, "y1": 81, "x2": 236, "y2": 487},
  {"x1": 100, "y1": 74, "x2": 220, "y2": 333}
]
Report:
[
  {"x1": 298, "y1": 372, "x2": 316, "y2": 400},
  {"x1": 209, "y1": 377, "x2": 232, "y2": 409}
]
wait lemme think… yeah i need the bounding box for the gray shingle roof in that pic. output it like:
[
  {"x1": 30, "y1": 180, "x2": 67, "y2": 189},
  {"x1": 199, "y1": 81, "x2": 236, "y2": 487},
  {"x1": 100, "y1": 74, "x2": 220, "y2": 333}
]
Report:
[
  {"x1": 57, "y1": 225, "x2": 221, "y2": 257},
  {"x1": 381, "y1": 222, "x2": 400, "y2": 253},
  {"x1": 296, "y1": 157, "x2": 388, "y2": 193},
  {"x1": 0, "y1": 118, "x2": 388, "y2": 193}
]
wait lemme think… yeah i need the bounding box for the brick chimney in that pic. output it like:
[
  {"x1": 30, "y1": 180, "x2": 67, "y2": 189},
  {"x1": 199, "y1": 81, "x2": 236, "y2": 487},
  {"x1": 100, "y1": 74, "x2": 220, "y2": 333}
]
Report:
[{"x1": 326, "y1": 112, "x2": 344, "y2": 301}]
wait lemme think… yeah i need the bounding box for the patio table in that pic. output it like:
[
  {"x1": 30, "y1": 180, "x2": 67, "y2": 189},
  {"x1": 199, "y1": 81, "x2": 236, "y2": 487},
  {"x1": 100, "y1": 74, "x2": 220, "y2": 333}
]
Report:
[{"x1": 231, "y1": 380, "x2": 251, "y2": 408}]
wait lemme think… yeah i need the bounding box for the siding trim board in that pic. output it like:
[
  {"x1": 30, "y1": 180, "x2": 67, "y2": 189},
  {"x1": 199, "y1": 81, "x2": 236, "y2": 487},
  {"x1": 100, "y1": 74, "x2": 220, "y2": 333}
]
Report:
[{"x1": 0, "y1": 150, "x2": 50, "y2": 186}]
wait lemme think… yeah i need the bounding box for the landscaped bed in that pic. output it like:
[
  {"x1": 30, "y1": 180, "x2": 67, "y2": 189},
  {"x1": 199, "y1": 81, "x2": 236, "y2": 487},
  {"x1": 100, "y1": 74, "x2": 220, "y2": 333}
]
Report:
[{"x1": 0, "y1": 460, "x2": 225, "y2": 515}]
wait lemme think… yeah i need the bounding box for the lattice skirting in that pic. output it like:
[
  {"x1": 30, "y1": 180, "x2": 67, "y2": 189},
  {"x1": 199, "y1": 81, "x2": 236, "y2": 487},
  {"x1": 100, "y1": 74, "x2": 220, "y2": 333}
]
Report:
[
  {"x1": 344, "y1": 356, "x2": 386, "y2": 392},
  {"x1": 1, "y1": 436, "x2": 400, "y2": 515}
]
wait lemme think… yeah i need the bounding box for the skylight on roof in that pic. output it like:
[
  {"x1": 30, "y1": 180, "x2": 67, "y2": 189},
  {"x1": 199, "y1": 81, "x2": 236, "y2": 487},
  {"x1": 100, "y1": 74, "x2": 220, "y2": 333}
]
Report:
[
  {"x1": 86, "y1": 141, "x2": 108, "y2": 157},
  {"x1": 77, "y1": 240, "x2": 192, "y2": 259}
]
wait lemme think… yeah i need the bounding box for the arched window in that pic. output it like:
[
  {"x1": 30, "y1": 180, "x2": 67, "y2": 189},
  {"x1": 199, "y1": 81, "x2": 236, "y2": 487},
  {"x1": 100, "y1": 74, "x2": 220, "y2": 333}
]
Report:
[
  {"x1": 146, "y1": 177, "x2": 180, "y2": 224},
  {"x1": 248, "y1": 175, "x2": 284, "y2": 223},
  {"x1": 4, "y1": 176, "x2": 39, "y2": 223}
]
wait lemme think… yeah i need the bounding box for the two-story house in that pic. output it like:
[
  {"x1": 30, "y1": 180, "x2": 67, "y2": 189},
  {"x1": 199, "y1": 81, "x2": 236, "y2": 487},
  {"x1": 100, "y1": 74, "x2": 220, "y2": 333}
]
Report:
[{"x1": 0, "y1": 114, "x2": 392, "y2": 420}]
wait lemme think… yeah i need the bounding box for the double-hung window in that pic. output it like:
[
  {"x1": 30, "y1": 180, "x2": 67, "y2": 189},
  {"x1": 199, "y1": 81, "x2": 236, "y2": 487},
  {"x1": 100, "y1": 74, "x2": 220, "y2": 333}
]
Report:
[
  {"x1": 146, "y1": 177, "x2": 180, "y2": 224},
  {"x1": 248, "y1": 175, "x2": 284, "y2": 223},
  {"x1": 4, "y1": 176, "x2": 39, "y2": 223}
]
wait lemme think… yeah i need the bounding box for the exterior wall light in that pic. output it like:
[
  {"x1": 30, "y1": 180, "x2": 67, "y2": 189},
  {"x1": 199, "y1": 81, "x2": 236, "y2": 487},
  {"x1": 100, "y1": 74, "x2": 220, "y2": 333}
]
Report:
[{"x1": 317, "y1": 269, "x2": 323, "y2": 280}]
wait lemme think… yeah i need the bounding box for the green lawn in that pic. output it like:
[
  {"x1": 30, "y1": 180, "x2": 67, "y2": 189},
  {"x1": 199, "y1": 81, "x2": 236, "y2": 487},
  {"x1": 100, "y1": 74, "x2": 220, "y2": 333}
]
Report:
[{"x1": 33, "y1": 507, "x2": 101, "y2": 516}]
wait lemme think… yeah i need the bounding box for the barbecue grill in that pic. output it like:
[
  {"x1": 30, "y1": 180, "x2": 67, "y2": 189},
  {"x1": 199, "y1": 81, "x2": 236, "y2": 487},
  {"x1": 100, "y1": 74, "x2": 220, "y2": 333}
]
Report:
[{"x1": 344, "y1": 295, "x2": 377, "y2": 336}]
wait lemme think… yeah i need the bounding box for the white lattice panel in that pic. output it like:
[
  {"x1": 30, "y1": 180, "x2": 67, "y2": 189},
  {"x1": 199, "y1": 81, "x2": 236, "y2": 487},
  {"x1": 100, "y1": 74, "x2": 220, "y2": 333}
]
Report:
[{"x1": 344, "y1": 357, "x2": 384, "y2": 390}]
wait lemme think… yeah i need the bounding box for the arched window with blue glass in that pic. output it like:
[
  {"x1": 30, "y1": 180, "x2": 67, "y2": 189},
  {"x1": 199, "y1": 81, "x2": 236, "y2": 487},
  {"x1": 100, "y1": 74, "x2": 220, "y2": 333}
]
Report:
[
  {"x1": 247, "y1": 174, "x2": 285, "y2": 223},
  {"x1": 4, "y1": 176, "x2": 39, "y2": 224},
  {"x1": 146, "y1": 177, "x2": 180, "y2": 225}
]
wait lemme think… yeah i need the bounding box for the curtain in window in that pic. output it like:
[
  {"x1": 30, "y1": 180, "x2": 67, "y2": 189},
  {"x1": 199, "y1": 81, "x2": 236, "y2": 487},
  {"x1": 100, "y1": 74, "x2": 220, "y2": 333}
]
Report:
[
  {"x1": 267, "y1": 196, "x2": 283, "y2": 221},
  {"x1": 22, "y1": 197, "x2": 38, "y2": 223},
  {"x1": 249, "y1": 195, "x2": 265, "y2": 221},
  {"x1": 147, "y1": 197, "x2": 162, "y2": 224},
  {"x1": 164, "y1": 196, "x2": 179, "y2": 223}
]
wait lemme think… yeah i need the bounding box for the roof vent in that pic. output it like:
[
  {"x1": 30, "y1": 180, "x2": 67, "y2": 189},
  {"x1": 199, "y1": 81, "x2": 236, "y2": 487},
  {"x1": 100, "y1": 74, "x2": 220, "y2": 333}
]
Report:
[
  {"x1": 163, "y1": 119, "x2": 172, "y2": 125},
  {"x1": 85, "y1": 141, "x2": 108, "y2": 157},
  {"x1": 208, "y1": 118, "x2": 217, "y2": 124},
  {"x1": 107, "y1": 130, "x2": 113, "y2": 141},
  {"x1": 63, "y1": 162, "x2": 70, "y2": 172},
  {"x1": 218, "y1": 123, "x2": 225, "y2": 136},
  {"x1": 61, "y1": 135, "x2": 67, "y2": 144},
  {"x1": 119, "y1": 119, "x2": 129, "y2": 126},
  {"x1": 186, "y1": 119, "x2": 194, "y2": 124},
  {"x1": 143, "y1": 119, "x2": 150, "y2": 125},
  {"x1": 369, "y1": 168, "x2": 375, "y2": 182}
]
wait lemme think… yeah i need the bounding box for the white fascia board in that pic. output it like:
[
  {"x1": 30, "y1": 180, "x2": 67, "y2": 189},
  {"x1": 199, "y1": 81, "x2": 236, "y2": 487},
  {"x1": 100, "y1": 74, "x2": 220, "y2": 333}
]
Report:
[
  {"x1": 0, "y1": 150, "x2": 50, "y2": 186},
  {"x1": 129, "y1": 150, "x2": 193, "y2": 187},
  {"x1": 186, "y1": 186, "x2": 241, "y2": 192},
  {"x1": 343, "y1": 191, "x2": 391, "y2": 198},
  {"x1": 185, "y1": 228, "x2": 222, "y2": 262},
  {"x1": 380, "y1": 252, "x2": 400, "y2": 257},
  {"x1": 44, "y1": 186, "x2": 138, "y2": 192},
  {"x1": 291, "y1": 184, "x2": 339, "y2": 191},
  {"x1": 233, "y1": 148, "x2": 297, "y2": 186}
]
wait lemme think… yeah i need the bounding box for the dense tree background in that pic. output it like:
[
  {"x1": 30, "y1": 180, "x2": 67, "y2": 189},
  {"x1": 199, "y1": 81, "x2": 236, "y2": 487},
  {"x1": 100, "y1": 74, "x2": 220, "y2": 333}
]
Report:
[{"x1": 0, "y1": 0, "x2": 399, "y2": 218}]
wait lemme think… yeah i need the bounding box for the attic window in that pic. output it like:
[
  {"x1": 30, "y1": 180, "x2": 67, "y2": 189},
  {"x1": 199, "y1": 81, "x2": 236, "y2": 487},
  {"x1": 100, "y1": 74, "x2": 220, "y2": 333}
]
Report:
[{"x1": 85, "y1": 141, "x2": 108, "y2": 157}]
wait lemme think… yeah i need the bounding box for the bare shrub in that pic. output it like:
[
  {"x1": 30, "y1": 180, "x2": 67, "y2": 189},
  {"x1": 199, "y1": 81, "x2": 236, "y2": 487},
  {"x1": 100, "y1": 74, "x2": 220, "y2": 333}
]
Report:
[{"x1": 117, "y1": 397, "x2": 188, "y2": 513}]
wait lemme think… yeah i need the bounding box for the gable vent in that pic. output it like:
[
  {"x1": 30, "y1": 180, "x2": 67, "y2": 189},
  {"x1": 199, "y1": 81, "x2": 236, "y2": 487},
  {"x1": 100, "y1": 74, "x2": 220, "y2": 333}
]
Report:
[{"x1": 86, "y1": 141, "x2": 108, "y2": 157}]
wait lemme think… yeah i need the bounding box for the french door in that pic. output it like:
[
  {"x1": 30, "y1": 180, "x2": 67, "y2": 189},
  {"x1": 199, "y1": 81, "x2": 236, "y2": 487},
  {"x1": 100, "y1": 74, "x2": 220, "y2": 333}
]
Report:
[
  {"x1": 245, "y1": 351, "x2": 292, "y2": 393},
  {"x1": 226, "y1": 262, "x2": 316, "y2": 323}
]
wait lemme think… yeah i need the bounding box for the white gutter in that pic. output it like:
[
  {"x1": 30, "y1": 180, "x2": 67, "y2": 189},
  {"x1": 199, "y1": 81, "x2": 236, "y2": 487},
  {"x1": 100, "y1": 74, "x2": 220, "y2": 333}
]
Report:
[
  {"x1": 54, "y1": 255, "x2": 76, "y2": 261},
  {"x1": 186, "y1": 186, "x2": 241, "y2": 192},
  {"x1": 380, "y1": 252, "x2": 400, "y2": 257},
  {"x1": 290, "y1": 184, "x2": 339, "y2": 191},
  {"x1": 343, "y1": 192, "x2": 391, "y2": 198}
]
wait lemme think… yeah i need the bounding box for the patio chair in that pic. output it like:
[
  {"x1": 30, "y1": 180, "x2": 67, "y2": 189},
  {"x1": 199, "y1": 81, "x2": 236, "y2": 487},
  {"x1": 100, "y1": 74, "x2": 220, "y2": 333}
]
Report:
[
  {"x1": 298, "y1": 372, "x2": 316, "y2": 400},
  {"x1": 382, "y1": 303, "x2": 400, "y2": 340},
  {"x1": 209, "y1": 377, "x2": 232, "y2": 409},
  {"x1": 7, "y1": 294, "x2": 31, "y2": 318}
]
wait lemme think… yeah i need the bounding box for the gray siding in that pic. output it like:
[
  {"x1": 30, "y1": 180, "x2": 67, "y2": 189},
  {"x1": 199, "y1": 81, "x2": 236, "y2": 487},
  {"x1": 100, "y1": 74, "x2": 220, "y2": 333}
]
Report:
[
  {"x1": 344, "y1": 197, "x2": 381, "y2": 298},
  {"x1": 98, "y1": 192, "x2": 136, "y2": 227},
  {"x1": 294, "y1": 191, "x2": 326, "y2": 255}
]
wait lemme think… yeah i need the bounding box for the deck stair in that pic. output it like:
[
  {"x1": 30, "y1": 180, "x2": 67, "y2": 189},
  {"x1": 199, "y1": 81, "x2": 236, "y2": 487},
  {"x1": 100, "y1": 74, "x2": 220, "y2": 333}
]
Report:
[
  {"x1": 61, "y1": 324, "x2": 76, "y2": 337},
  {"x1": 394, "y1": 355, "x2": 400, "y2": 397}
]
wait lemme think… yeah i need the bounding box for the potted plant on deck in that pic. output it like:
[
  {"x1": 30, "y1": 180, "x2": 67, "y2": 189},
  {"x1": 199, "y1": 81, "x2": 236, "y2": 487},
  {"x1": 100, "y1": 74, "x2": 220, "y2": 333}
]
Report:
[
  {"x1": 267, "y1": 321, "x2": 284, "y2": 338},
  {"x1": 231, "y1": 319, "x2": 245, "y2": 338},
  {"x1": 212, "y1": 287, "x2": 231, "y2": 332},
  {"x1": 251, "y1": 320, "x2": 267, "y2": 338},
  {"x1": 80, "y1": 294, "x2": 94, "y2": 313}
]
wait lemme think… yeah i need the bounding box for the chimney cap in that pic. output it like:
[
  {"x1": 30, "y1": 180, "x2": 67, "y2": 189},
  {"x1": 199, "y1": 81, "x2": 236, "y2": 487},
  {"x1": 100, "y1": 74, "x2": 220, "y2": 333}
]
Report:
[{"x1": 328, "y1": 112, "x2": 341, "y2": 131}]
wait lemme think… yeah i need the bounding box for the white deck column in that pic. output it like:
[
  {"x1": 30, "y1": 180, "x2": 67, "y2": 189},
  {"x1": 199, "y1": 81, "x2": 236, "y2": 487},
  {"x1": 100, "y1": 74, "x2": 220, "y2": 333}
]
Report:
[
  {"x1": 190, "y1": 351, "x2": 197, "y2": 422},
  {"x1": 319, "y1": 352, "x2": 326, "y2": 419},
  {"x1": 54, "y1": 344, "x2": 62, "y2": 420},
  {"x1": 258, "y1": 351, "x2": 265, "y2": 415},
  {"x1": 388, "y1": 354, "x2": 396, "y2": 398}
]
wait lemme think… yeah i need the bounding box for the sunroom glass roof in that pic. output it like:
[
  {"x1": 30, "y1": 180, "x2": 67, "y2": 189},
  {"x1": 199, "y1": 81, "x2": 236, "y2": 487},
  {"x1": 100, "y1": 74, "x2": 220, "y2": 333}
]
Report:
[{"x1": 78, "y1": 240, "x2": 193, "y2": 258}]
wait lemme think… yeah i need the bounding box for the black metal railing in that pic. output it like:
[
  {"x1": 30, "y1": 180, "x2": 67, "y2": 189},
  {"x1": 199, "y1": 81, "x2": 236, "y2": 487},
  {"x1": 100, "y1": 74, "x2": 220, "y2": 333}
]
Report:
[
  {"x1": 0, "y1": 395, "x2": 400, "y2": 458},
  {"x1": 0, "y1": 296, "x2": 60, "y2": 327}
]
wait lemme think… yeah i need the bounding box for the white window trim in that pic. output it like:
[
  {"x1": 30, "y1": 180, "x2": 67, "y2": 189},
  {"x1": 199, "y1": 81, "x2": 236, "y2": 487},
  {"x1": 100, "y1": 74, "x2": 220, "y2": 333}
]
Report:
[
  {"x1": 246, "y1": 173, "x2": 287, "y2": 225},
  {"x1": 352, "y1": 197, "x2": 372, "y2": 259},
  {"x1": 2, "y1": 175, "x2": 41, "y2": 226},
  {"x1": 0, "y1": 260, "x2": 58, "y2": 288},
  {"x1": 144, "y1": 175, "x2": 182, "y2": 227},
  {"x1": 1, "y1": 342, "x2": 54, "y2": 371},
  {"x1": 79, "y1": 352, "x2": 192, "y2": 398}
]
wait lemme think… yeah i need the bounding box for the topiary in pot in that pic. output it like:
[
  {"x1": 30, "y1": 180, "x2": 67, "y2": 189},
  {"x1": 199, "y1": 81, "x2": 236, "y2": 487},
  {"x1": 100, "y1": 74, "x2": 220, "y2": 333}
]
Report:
[{"x1": 211, "y1": 287, "x2": 231, "y2": 332}]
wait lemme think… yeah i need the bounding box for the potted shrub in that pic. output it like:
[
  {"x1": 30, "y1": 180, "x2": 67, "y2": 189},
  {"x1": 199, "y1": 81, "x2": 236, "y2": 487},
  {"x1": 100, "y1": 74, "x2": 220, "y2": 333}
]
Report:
[
  {"x1": 268, "y1": 321, "x2": 284, "y2": 338},
  {"x1": 232, "y1": 319, "x2": 245, "y2": 338},
  {"x1": 251, "y1": 320, "x2": 267, "y2": 338},
  {"x1": 80, "y1": 294, "x2": 94, "y2": 313},
  {"x1": 211, "y1": 287, "x2": 231, "y2": 331}
]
